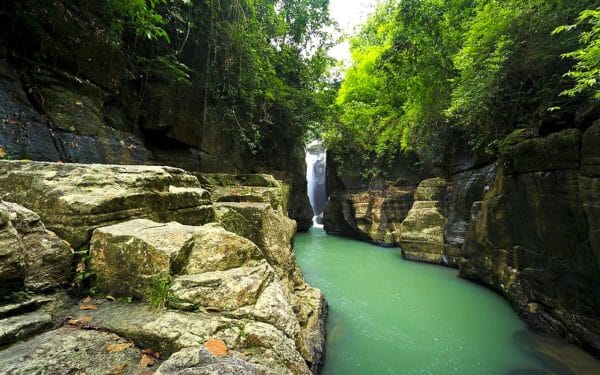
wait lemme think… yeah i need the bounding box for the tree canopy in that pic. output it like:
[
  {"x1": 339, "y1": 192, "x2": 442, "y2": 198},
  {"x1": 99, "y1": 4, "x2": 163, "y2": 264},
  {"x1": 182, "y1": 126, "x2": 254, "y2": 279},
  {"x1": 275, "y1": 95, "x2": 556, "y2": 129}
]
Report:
[{"x1": 324, "y1": 0, "x2": 599, "y2": 176}]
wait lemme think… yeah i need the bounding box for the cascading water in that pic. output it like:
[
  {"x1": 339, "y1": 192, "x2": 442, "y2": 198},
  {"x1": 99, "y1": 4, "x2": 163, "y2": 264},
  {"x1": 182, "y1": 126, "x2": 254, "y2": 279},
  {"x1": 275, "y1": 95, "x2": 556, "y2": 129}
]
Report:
[{"x1": 305, "y1": 140, "x2": 327, "y2": 225}]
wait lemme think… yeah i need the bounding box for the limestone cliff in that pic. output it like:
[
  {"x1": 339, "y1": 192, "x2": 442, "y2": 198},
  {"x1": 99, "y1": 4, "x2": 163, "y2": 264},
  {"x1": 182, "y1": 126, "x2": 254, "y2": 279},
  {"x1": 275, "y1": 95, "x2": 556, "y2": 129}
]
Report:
[{"x1": 460, "y1": 126, "x2": 600, "y2": 356}]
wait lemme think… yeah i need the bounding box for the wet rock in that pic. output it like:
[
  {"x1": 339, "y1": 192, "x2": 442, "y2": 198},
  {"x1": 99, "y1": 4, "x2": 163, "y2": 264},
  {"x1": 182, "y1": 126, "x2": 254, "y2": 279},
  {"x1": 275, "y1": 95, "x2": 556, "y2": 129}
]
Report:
[
  {"x1": 513, "y1": 330, "x2": 600, "y2": 374},
  {"x1": 444, "y1": 164, "x2": 496, "y2": 266},
  {"x1": 0, "y1": 161, "x2": 214, "y2": 247}
]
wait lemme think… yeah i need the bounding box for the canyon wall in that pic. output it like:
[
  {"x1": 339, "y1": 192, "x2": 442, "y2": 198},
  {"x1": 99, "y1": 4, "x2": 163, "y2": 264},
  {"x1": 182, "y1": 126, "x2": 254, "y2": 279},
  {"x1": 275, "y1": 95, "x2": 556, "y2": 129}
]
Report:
[{"x1": 324, "y1": 124, "x2": 600, "y2": 356}]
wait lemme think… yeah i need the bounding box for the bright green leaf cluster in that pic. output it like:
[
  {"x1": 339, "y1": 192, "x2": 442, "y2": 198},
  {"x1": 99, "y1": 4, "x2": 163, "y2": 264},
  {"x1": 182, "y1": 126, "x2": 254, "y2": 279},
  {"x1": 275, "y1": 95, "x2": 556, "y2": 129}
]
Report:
[{"x1": 555, "y1": 8, "x2": 600, "y2": 99}]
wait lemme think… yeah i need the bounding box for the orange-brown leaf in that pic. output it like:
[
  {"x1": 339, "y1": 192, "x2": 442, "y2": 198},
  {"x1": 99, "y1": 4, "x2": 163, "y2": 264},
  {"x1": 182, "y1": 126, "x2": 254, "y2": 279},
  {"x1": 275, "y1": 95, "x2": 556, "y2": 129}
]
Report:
[
  {"x1": 79, "y1": 304, "x2": 97, "y2": 310},
  {"x1": 142, "y1": 348, "x2": 160, "y2": 358},
  {"x1": 205, "y1": 339, "x2": 228, "y2": 356},
  {"x1": 67, "y1": 315, "x2": 94, "y2": 327},
  {"x1": 140, "y1": 354, "x2": 157, "y2": 367}
]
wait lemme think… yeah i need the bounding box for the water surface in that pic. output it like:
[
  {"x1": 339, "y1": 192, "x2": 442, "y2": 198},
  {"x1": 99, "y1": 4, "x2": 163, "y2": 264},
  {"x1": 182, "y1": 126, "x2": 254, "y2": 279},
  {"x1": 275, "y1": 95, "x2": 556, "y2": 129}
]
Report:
[{"x1": 295, "y1": 227, "x2": 600, "y2": 374}]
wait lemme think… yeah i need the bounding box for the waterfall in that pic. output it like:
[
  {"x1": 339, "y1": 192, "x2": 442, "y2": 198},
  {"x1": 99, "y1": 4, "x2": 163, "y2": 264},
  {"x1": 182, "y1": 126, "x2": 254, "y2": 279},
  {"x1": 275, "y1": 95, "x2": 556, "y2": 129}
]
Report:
[{"x1": 305, "y1": 140, "x2": 327, "y2": 225}]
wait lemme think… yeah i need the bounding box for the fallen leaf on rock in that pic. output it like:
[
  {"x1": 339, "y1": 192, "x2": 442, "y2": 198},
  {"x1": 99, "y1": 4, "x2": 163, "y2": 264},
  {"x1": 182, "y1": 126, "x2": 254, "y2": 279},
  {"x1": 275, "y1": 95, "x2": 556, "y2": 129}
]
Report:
[
  {"x1": 79, "y1": 304, "x2": 98, "y2": 310},
  {"x1": 82, "y1": 296, "x2": 92, "y2": 303},
  {"x1": 110, "y1": 364, "x2": 126, "y2": 375},
  {"x1": 107, "y1": 342, "x2": 133, "y2": 353},
  {"x1": 206, "y1": 338, "x2": 228, "y2": 356},
  {"x1": 75, "y1": 100, "x2": 83, "y2": 106},
  {"x1": 140, "y1": 354, "x2": 157, "y2": 367},
  {"x1": 106, "y1": 295, "x2": 116, "y2": 301},
  {"x1": 67, "y1": 315, "x2": 94, "y2": 327}
]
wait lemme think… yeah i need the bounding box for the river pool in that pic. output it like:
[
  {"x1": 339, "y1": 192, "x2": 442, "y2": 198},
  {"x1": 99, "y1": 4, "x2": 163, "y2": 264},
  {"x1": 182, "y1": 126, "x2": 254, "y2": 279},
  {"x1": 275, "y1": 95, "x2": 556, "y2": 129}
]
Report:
[{"x1": 295, "y1": 226, "x2": 600, "y2": 375}]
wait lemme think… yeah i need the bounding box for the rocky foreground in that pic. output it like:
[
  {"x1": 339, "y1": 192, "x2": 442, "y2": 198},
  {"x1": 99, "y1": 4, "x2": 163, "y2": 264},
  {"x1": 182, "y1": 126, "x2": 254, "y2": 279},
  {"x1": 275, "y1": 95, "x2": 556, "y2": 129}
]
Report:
[{"x1": 0, "y1": 161, "x2": 326, "y2": 374}]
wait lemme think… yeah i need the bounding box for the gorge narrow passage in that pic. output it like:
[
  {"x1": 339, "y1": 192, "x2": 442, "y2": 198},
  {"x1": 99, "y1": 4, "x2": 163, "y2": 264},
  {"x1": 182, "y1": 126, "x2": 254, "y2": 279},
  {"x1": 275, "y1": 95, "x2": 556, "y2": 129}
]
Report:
[{"x1": 294, "y1": 227, "x2": 600, "y2": 374}]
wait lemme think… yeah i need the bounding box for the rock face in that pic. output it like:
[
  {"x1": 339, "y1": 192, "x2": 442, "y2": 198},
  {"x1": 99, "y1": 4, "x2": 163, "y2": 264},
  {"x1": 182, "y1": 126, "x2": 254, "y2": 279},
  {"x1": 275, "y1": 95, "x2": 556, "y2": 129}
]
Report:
[
  {"x1": 460, "y1": 127, "x2": 600, "y2": 356},
  {"x1": 444, "y1": 164, "x2": 496, "y2": 265},
  {"x1": 0, "y1": 160, "x2": 214, "y2": 248},
  {"x1": 323, "y1": 152, "x2": 420, "y2": 246},
  {"x1": 0, "y1": 201, "x2": 72, "y2": 295},
  {"x1": 0, "y1": 328, "x2": 146, "y2": 375}
]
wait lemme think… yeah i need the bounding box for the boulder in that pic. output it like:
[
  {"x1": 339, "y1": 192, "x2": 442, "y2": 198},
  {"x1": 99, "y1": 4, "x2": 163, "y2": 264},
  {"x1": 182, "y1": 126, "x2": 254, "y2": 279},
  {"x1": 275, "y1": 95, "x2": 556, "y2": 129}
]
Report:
[
  {"x1": 182, "y1": 223, "x2": 263, "y2": 274},
  {"x1": 215, "y1": 202, "x2": 301, "y2": 286},
  {"x1": 0, "y1": 201, "x2": 72, "y2": 295},
  {"x1": 0, "y1": 160, "x2": 214, "y2": 247},
  {"x1": 88, "y1": 217, "x2": 326, "y2": 372},
  {"x1": 170, "y1": 261, "x2": 274, "y2": 311},
  {"x1": 156, "y1": 347, "x2": 277, "y2": 375},
  {"x1": 90, "y1": 219, "x2": 205, "y2": 299},
  {"x1": 394, "y1": 178, "x2": 448, "y2": 264}
]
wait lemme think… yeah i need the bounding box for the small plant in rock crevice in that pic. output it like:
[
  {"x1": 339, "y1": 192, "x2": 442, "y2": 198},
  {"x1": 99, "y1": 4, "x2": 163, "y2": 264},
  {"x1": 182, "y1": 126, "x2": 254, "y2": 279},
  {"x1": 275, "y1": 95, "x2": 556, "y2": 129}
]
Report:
[
  {"x1": 72, "y1": 247, "x2": 95, "y2": 292},
  {"x1": 146, "y1": 273, "x2": 177, "y2": 310}
]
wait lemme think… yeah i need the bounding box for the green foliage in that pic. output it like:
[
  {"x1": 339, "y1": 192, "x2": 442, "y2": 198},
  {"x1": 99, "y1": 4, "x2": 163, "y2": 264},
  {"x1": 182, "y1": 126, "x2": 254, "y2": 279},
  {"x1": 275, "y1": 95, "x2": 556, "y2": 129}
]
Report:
[
  {"x1": 146, "y1": 273, "x2": 176, "y2": 310},
  {"x1": 555, "y1": 8, "x2": 600, "y2": 99},
  {"x1": 106, "y1": 0, "x2": 170, "y2": 42},
  {"x1": 325, "y1": 0, "x2": 597, "y2": 175},
  {"x1": 73, "y1": 247, "x2": 95, "y2": 291}
]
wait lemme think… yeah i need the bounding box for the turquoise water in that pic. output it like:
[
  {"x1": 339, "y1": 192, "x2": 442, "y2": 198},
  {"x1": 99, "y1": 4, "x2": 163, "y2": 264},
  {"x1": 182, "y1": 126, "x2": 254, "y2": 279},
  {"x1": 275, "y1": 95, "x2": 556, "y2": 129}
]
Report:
[{"x1": 294, "y1": 227, "x2": 599, "y2": 375}]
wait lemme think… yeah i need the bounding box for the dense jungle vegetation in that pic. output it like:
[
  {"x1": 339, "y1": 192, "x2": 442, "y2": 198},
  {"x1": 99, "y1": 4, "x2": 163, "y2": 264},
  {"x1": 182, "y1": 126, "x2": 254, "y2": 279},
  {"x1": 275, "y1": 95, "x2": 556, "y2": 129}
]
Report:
[
  {"x1": 1, "y1": 0, "x2": 598, "y2": 174},
  {"x1": 324, "y1": 0, "x2": 600, "y2": 177},
  {"x1": 0, "y1": 0, "x2": 335, "y2": 157}
]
